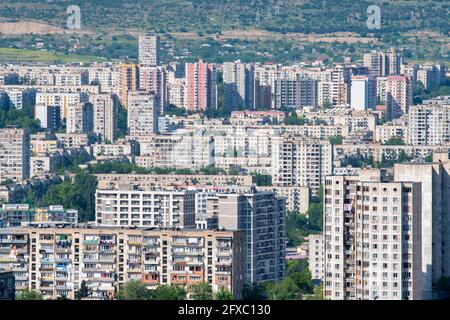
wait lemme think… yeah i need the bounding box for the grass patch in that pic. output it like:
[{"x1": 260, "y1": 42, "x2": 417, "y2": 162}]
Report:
[{"x1": 0, "y1": 47, "x2": 106, "y2": 63}]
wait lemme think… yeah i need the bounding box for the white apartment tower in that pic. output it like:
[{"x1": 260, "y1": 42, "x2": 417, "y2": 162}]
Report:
[
  {"x1": 271, "y1": 136, "x2": 333, "y2": 195},
  {"x1": 0, "y1": 128, "x2": 30, "y2": 182},
  {"x1": 139, "y1": 34, "x2": 160, "y2": 67}
]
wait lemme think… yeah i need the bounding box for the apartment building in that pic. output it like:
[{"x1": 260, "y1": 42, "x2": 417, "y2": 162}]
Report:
[
  {"x1": 0, "y1": 204, "x2": 78, "y2": 228},
  {"x1": 374, "y1": 122, "x2": 408, "y2": 144},
  {"x1": 273, "y1": 78, "x2": 317, "y2": 109},
  {"x1": 119, "y1": 64, "x2": 139, "y2": 108},
  {"x1": 36, "y1": 92, "x2": 89, "y2": 120},
  {"x1": 91, "y1": 93, "x2": 119, "y2": 143},
  {"x1": 185, "y1": 61, "x2": 217, "y2": 112},
  {"x1": 0, "y1": 227, "x2": 244, "y2": 299},
  {"x1": 139, "y1": 34, "x2": 160, "y2": 67},
  {"x1": 308, "y1": 234, "x2": 324, "y2": 282},
  {"x1": 95, "y1": 186, "x2": 196, "y2": 228},
  {"x1": 323, "y1": 169, "x2": 422, "y2": 300},
  {"x1": 350, "y1": 75, "x2": 376, "y2": 111},
  {"x1": 30, "y1": 153, "x2": 61, "y2": 179},
  {"x1": 135, "y1": 133, "x2": 213, "y2": 169},
  {"x1": 66, "y1": 102, "x2": 94, "y2": 134},
  {"x1": 216, "y1": 190, "x2": 286, "y2": 284},
  {"x1": 394, "y1": 152, "x2": 450, "y2": 299},
  {"x1": 271, "y1": 135, "x2": 333, "y2": 195},
  {"x1": 127, "y1": 91, "x2": 159, "y2": 136},
  {"x1": 408, "y1": 103, "x2": 450, "y2": 146},
  {"x1": 95, "y1": 174, "x2": 253, "y2": 190},
  {"x1": 386, "y1": 76, "x2": 413, "y2": 120},
  {"x1": 0, "y1": 128, "x2": 30, "y2": 182},
  {"x1": 256, "y1": 185, "x2": 310, "y2": 214},
  {"x1": 223, "y1": 61, "x2": 255, "y2": 111},
  {"x1": 34, "y1": 105, "x2": 61, "y2": 131}
]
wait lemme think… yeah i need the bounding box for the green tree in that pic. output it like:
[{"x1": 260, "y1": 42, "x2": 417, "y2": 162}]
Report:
[
  {"x1": 16, "y1": 289, "x2": 44, "y2": 300},
  {"x1": 252, "y1": 173, "x2": 272, "y2": 186},
  {"x1": 242, "y1": 282, "x2": 265, "y2": 300},
  {"x1": 383, "y1": 137, "x2": 405, "y2": 146},
  {"x1": 265, "y1": 277, "x2": 302, "y2": 300},
  {"x1": 116, "y1": 280, "x2": 152, "y2": 300},
  {"x1": 75, "y1": 280, "x2": 90, "y2": 300},
  {"x1": 305, "y1": 284, "x2": 325, "y2": 300},
  {"x1": 214, "y1": 287, "x2": 233, "y2": 300},
  {"x1": 191, "y1": 282, "x2": 213, "y2": 300},
  {"x1": 328, "y1": 135, "x2": 344, "y2": 145},
  {"x1": 151, "y1": 285, "x2": 186, "y2": 300}
]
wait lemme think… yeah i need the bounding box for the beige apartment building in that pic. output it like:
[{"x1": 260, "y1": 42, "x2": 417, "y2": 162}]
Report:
[
  {"x1": 0, "y1": 128, "x2": 30, "y2": 182},
  {"x1": 0, "y1": 227, "x2": 244, "y2": 300},
  {"x1": 323, "y1": 169, "x2": 423, "y2": 300}
]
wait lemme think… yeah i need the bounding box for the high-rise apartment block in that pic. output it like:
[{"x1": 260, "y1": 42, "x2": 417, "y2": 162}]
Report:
[
  {"x1": 119, "y1": 64, "x2": 139, "y2": 108},
  {"x1": 223, "y1": 61, "x2": 255, "y2": 111},
  {"x1": 394, "y1": 153, "x2": 450, "y2": 300},
  {"x1": 34, "y1": 105, "x2": 61, "y2": 131},
  {"x1": 92, "y1": 94, "x2": 119, "y2": 143},
  {"x1": 386, "y1": 76, "x2": 413, "y2": 120},
  {"x1": 127, "y1": 91, "x2": 159, "y2": 136},
  {"x1": 0, "y1": 128, "x2": 30, "y2": 182},
  {"x1": 324, "y1": 169, "x2": 423, "y2": 300},
  {"x1": 273, "y1": 78, "x2": 317, "y2": 109},
  {"x1": 363, "y1": 49, "x2": 401, "y2": 77},
  {"x1": 215, "y1": 190, "x2": 286, "y2": 284},
  {"x1": 139, "y1": 34, "x2": 160, "y2": 67},
  {"x1": 0, "y1": 227, "x2": 244, "y2": 300},
  {"x1": 350, "y1": 76, "x2": 376, "y2": 110},
  {"x1": 408, "y1": 103, "x2": 450, "y2": 146},
  {"x1": 271, "y1": 136, "x2": 333, "y2": 195},
  {"x1": 66, "y1": 103, "x2": 93, "y2": 134},
  {"x1": 186, "y1": 61, "x2": 217, "y2": 112}
]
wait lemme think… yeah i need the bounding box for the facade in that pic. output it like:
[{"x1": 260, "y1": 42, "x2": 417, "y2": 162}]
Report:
[
  {"x1": 92, "y1": 93, "x2": 119, "y2": 143},
  {"x1": 273, "y1": 78, "x2": 317, "y2": 109},
  {"x1": 0, "y1": 128, "x2": 30, "y2": 182},
  {"x1": 0, "y1": 204, "x2": 78, "y2": 228},
  {"x1": 216, "y1": 190, "x2": 286, "y2": 284},
  {"x1": 119, "y1": 64, "x2": 139, "y2": 108},
  {"x1": 308, "y1": 234, "x2": 324, "y2": 282},
  {"x1": 34, "y1": 105, "x2": 61, "y2": 130},
  {"x1": 223, "y1": 61, "x2": 255, "y2": 111},
  {"x1": 66, "y1": 102, "x2": 94, "y2": 134},
  {"x1": 386, "y1": 76, "x2": 413, "y2": 120},
  {"x1": 271, "y1": 135, "x2": 333, "y2": 195},
  {"x1": 127, "y1": 91, "x2": 159, "y2": 136},
  {"x1": 139, "y1": 34, "x2": 160, "y2": 67},
  {"x1": 408, "y1": 104, "x2": 450, "y2": 146},
  {"x1": 186, "y1": 61, "x2": 217, "y2": 112},
  {"x1": 350, "y1": 76, "x2": 376, "y2": 111},
  {"x1": 323, "y1": 169, "x2": 423, "y2": 300},
  {"x1": 394, "y1": 152, "x2": 450, "y2": 299},
  {"x1": 0, "y1": 227, "x2": 244, "y2": 300},
  {"x1": 95, "y1": 186, "x2": 196, "y2": 228}
]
